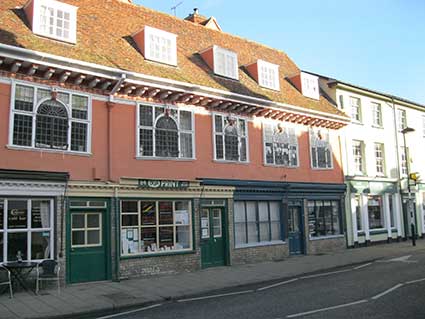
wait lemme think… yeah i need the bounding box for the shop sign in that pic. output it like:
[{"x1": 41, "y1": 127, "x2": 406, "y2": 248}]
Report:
[
  {"x1": 138, "y1": 179, "x2": 190, "y2": 189},
  {"x1": 369, "y1": 182, "x2": 397, "y2": 195},
  {"x1": 8, "y1": 209, "x2": 27, "y2": 228},
  {"x1": 350, "y1": 181, "x2": 369, "y2": 193}
]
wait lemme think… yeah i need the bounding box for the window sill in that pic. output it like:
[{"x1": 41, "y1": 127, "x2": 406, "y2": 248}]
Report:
[
  {"x1": 136, "y1": 156, "x2": 196, "y2": 161},
  {"x1": 371, "y1": 125, "x2": 384, "y2": 130},
  {"x1": 213, "y1": 159, "x2": 250, "y2": 165},
  {"x1": 6, "y1": 145, "x2": 92, "y2": 157},
  {"x1": 120, "y1": 249, "x2": 195, "y2": 259},
  {"x1": 263, "y1": 163, "x2": 299, "y2": 169},
  {"x1": 311, "y1": 166, "x2": 334, "y2": 171},
  {"x1": 309, "y1": 234, "x2": 344, "y2": 241},
  {"x1": 235, "y1": 240, "x2": 286, "y2": 249},
  {"x1": 351, "y1": 121, "x2": 363, "y2": 125}
]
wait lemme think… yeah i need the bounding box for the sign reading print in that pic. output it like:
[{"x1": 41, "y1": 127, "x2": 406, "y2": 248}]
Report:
[{"x1": 138, "y1": 179, "x2": 190, "y2": 189}]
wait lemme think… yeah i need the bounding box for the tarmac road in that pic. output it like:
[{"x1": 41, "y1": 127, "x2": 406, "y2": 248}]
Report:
[{"x1": 97, "y1": 250, "x2": 425, "y2": 319}]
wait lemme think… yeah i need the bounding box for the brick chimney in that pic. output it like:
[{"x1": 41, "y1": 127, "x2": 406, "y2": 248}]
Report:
[{"x1": 184, "y1": 8, "x2": 222, "y2": 31}]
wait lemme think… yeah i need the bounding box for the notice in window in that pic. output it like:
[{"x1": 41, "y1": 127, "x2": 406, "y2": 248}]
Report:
[{"x1": 175, "y1": 210, "x2": 189, "y2": 225}]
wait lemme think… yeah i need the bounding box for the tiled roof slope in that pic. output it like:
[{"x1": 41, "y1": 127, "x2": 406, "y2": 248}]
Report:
[{"x1": 0, "y1": 0, "x2": 347, "y2": 118}]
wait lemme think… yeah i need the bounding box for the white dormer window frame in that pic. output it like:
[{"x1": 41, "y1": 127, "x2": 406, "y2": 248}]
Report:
[
  {"x1": 258, "y1": 60, "x2": 280, "y2": 91},
  {"x1": 144, "y1": 26, "x2": 177, "y2": 66},
  {"x1": 301, "y1": 73, "x2": 320, "y2": 100},
  {"x1": 213, "y1": 46, "x2": 239, "y2": 80},
  {"x1": 31, "y1": 0, "x2": 78, "y2": 44}
]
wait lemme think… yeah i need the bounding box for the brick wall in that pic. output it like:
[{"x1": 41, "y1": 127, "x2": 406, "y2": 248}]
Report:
[{"x1": 306, "y1": 237, "x2": 346, "y2": 255}]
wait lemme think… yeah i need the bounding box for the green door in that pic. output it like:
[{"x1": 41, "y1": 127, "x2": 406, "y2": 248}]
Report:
[
  {"x1": 201, "y1": 207, "x2": 226, "y2": 268},
  {"x1": 68, "y1": 210, "x2": 108, "y2": 283},
  {"x1": 288, "y1": 206, "x2": 304, "y2": 255}
]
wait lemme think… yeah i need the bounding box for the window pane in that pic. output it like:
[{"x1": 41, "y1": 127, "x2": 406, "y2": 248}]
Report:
[
  {"x1": 13, "y1": 114, "x2": 33, "y2": 146},
  {"x1": 71, "y1": 122, "x2": 87, "y2": 152},
  {"x1": 265, "y1": 142, "x2": 274, "y2": 164},
  {"x1": 180, "y1": 132, "x2": 193, "y2": 158},
  {"x1": 31, "y1": 232, "x2": 50, "y2": 259},
  {"x1": 72, "y1": 214, "x2": 85, "y2": 229},
  {"x1": 258, "y1": 202, "x2": 269, "y2": 221},
  {"x1": 246, "y1": 202, "x2": 256, "y2": 222},
  {"x1": 269, "y1": 202, "x2": 280, "y2": 221},
  {"x1": 8, "y1": 200, "x2": 28, "y2": 229},
  {"x1": 122, "y1": 201, "x2": 138, "y2": 213},
  {"x1": 271, "y1": 221, "x2": 281, "y2": 240},
  {"x1": 180, "y1": 111, "x2": 192, "y2": 130},
  {"x1": 159, "y1": 201, "x2": 173, "y2": 225},
  {"x1": 240, "y1": 137, "x2": 247, "y2": 162},
  {"x1": 140, "y1": 129, "x2": 153, "y2": 156},
  {"x1": 87, "y1": 230, "x2": 100, "y2": 245},
  {"x1": 215, "y1": 135, "x2": 224, "y2": 159},
  {"x1": 122, "y1": 214, "x2": 138, "y2": 227},
  {"x1": 235, "y1": 223, "x2": 246, "y2": 245},
  {"x1": 0, "y1": 233, "x2": 3, "y2": 263},
  {"x1": 141, "y1": 202, "x2": 156, "y2": 225},
  {"x1": 259, "y1": 222, "x2": 270, "y2": 241},
  {"x1": 72, "y1": 95, "x2": 88, "y2": 119},
  {"x1": 214, "y1": 115, "x2": 223, "y2": 132},
  {"x1": 141, "y1": 227, "x2": 156, "y2": 252},
  {"x1": 72, "y1": 230, "x2": 85, "y2": 246},
  {"x1": 31, "y1": 200, "x2": 51, "y2": 228},
  {"x1": 234, "y1": 202, "x2": 246, "y2": 222},
  {"x1": 368, "y1": 196, "x2": 384, "y2": 229},
  {"x1": 176, "y1": 225, "x2": 190, "y2": 249},
  {"x1": 8, "y1": 232, "x2": 28, "y2": 261},
  {"x1": 140, "y1": 105, "x2": 153, "y2": 126},
  {"x1": 0, "y1": 200, "x2": 3, "y2": 229},
  {"x1": 36, "y1": 100, "x2": 69, "y2": 149},
  {"x1": 175, "y1": 201, "x2": 188, "y2": 212},
  {"x1": 155, "y1": 117, "x2": 179, "y2": 157},
  {"x1": 247, "y1": 222, "x2": 258, "y2": 243},
  {"x1": 15, "y1": 85, "x2": 34, "y2": 111},
  {"x1": 332, "y1": 201, "x2": 340, "y2": 235},
  {"x1": 159, "y1": 227, "x2": 173, "y2": 250},
  {"x1": 87, "y1": 214, "x2": 100, "y2": 228}
]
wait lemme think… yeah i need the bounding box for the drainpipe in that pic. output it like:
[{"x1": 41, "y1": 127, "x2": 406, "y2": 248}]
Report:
[{"x1": 114, "y1": 186, "x2": 120, "y2": 282}]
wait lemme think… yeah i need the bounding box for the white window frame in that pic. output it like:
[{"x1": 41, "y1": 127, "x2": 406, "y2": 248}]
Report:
[
  {"x1": 350, "y1": 97, "x2": 362, "y2": 123},
  {"x1": 213, "y1": 45, "x2": 239, "y2": 80},
  {"x1": 31, "y1": 0, "x2": 78, "y2": 44},
  {"x1": 301, "y1": 73, "x2": 320, "y2": 100},
  {"x1": 371, "y1": 102, "x2": 382, "y2": 127},
  {"x1": 8, "y1": 81, "x2": 92, "y2": 155},
  {"x1": 422, "y1": 115, "x2": 425, "y2": 138},
  {"x1": 136, "y1": 103, "x2": 195, "y2": 160},
  {"x1": 120, "y1": 200, "x2": 193, "y2": 256},
  {"x1": 144, "y1": 26, "x2": 177, "y2": 66},
  {"x1": 352, "y1": 140, "x2": 365, "y2": 175},
  {"x1": 401, "y1": 146, "x2": 409, "y2": 176},
  {"x1": 397, "y1": 108, "x2": 407, "y2": 131},
  {"x1": 309, "y1": 128, "x2": 333, "y2": 169},
  {"x1": 213, "y1": 113, "x2": 249, "y2": 163},
  {"x1": 71, "y1": 212, "x2": 102, "y2": 248},
  {"x1": 262, "y1": 121, "x2": 299, "y2": 167},
  {"x1": 374, "y1": 142, "x2": 385, "y2": 176},
  {"x1": 258, "y1": 60, "x2": 280, "y2": 91},
  {"x1": 0, "y1": 198, "x2": 54, "y2": 262},
  {"x1": 367, "y1": 195, "x2": 386, "y2": 230}
]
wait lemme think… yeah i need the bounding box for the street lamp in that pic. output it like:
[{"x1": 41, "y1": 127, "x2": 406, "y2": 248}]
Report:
[{"x1": 401, "y1": 126, "x2": 415, "y2": 246}]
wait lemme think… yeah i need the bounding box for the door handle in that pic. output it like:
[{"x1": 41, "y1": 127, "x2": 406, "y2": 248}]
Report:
[{"x1": 214, "y1": 238, "x2": 217, "y2": 242}]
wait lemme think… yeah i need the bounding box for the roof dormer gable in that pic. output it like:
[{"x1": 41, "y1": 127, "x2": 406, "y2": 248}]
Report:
[
  {"x1": 245, "y1": 59, "x2": 280, "y2": 91},
  {"x1": 200, "y1": 45, "x2": 239, "y2": 80},
  {"x1": 288, "y1": 72, "x2": 320, "y2": 100},
  {"x1": 24, "y1": 0, "x2": 78, "y2": 44},
  {"x1": 132, "y1": 26, "x2": 177, "y2": 66}
]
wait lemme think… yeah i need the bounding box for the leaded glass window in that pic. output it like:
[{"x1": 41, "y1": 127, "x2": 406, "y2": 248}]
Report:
[
  {"x1": 138, "y1": 104, "x2": 194, "y2": 159},
  {"x1": 214, "y1": 114, "x2": 248, "y2": 162},
  {"x1": 11, "y1": 84, "x2": 90, "y2": 153},
  {"x1": 310, "y1": 128, "x2": 332, "y2": 169},
  {"x1": 263, "y1": 122, "x2": 298, "y2": 167}
]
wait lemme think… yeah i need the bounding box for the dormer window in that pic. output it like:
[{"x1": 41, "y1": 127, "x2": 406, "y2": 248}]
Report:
[
  {"x1": 213, "y1": 46, "x2": 238, "y2": 79},
  {"x1": 301, "y1": 73, "x2": 320, "y2": 100},
  {"x1": 142, "y1": 26, "x2": 177, "y2": 66},
  {"x1": 26, "y1": 0, "x2": 78, "y2": 44},
  {"x1": 258, "y1": 60, "x2": 279, "y2": 91}
]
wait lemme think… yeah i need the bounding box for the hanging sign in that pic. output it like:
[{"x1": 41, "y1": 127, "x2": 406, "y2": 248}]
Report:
[{"x1": 138, "y1": 179, "x2": 190, "y2": 189}]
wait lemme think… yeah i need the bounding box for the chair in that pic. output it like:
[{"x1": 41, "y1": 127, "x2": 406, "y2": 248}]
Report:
[
  {"x1": 0, "y1": 264, "x2": 13, "y2": 298},
  {"x1": 36, "y1": 260, "x2": 60, "y2": 295}
]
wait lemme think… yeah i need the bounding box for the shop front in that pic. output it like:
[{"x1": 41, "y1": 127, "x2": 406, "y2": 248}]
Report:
[{"x1": 347, "y1": 180, "x2": 401, "y2": 246}]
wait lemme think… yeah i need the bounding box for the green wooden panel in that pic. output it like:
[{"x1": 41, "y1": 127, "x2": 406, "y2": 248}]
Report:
[{"x1": 201, "y1": 207, "x2": 226, "y2": 268}]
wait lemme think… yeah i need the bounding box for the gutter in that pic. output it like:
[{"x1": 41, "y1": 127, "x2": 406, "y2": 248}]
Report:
[{"x1": 0, "y1": 43, "x2": 350, "y2": 124}]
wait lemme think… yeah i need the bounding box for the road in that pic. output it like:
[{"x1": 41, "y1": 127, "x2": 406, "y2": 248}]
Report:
[{"x1": 96, "y1": 250, "x2": 425, "y2": 319}]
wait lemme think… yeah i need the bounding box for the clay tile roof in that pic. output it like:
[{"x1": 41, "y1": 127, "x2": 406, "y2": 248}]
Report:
[{"x1": 0, "y1": 0, "x2": 348, "y2": 119}]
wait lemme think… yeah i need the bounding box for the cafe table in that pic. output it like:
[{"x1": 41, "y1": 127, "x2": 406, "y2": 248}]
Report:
[{"x1": 2, "y1": 261, "x2": 38, "y2": 293}]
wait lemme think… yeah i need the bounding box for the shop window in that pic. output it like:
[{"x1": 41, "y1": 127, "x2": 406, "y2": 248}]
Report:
[
  {"x1": 234, "y1": 201, "x2": 281, "y2": 247},
  {"x1": 354, "y1": 195, "x2": 363, "y2": 231},
  {"x1": 11, "y1": 84, "x2": 90, "y2": 153},
  {"x1": 309, "y1": 128, "x2": 332, "y2": 169},
  {"x1": 0, "y1": 199, "x2": 53, "y2": 262},
  {"x1": 138, "y1": 104, "x2": 194, "y2": 159},
  {"x1": 308, "y1": 200, "x2": 342, "y2": 238},
  {"x1": 214, "y1": 114, "x2": 248, "y2": 162},
  {"x1": 352, "y1": 140, "x2": 365, "y2": 175},
  {"x1": 350, "y1": 97, "x2": 362, "y2": 122},
  {"x1": 263, "y1": 122, "x2": 298, "y2": 167},
  {"x1": 121, "y1": 200, "x2": 192, "y2": 256},
  {"x1": 388, "y1": 194, "x2": 395, "y2": 228},
  {"x1": 368, "y1": 196, "x2": 384, "y2": 229}
]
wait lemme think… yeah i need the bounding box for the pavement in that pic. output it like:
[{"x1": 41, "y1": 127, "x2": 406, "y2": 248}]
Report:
[{"x1": 0, "y1": 240, "x2": 424, "y2": 319}]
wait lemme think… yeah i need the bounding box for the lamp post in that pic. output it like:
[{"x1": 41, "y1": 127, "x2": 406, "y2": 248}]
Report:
[{"x1": 401, "y1": 127, "x2": 415, "y2": 246}]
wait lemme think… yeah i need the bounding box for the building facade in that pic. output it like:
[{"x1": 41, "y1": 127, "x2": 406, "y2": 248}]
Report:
[{"x1": 315, "y1": 75, "x2": 425, "y2": 247}]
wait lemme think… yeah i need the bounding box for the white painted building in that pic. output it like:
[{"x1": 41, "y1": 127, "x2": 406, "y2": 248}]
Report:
[{"x1": 309, "y1": 73, "x2": 425, "y2": 246}]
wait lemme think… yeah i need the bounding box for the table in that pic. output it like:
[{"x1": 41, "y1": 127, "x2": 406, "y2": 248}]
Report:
[{"x1": 2, "y1": 261, "x2": 38, "y2": 293}]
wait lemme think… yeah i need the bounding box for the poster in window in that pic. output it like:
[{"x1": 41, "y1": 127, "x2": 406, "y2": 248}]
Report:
[
  {"x1": 7, "y1": 201, "x2": 27, "y2": 229},
  {"x1": 175, "y1": 210, "x2": 189, "y2": 225}
]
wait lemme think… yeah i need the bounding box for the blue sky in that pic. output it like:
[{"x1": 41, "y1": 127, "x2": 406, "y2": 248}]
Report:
[{"x1": 134, "y1": 0, "x2": 425, "y2": 104}]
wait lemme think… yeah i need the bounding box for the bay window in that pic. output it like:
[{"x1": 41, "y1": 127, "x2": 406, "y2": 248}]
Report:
[
  {"x1": 310, "y1": 128, "x2": 332, "y2": 169},
  {"x1": 121, "y1": 200, "x2": 192, "y2": 256},
  {"x1": 138, "y1": 104, "x2": 194, "y2": 159},
  {"x1": 214, "y1": 114, "x2": 248, "y2": 162},
  {"x1": 263, "y1": 122, "x2": 298, "y2": 167},
  {"x1": 308, "y1": 200, "x2": 342, "y2": 238},
  {"x1": 0, "y1": 199, "x2": 54, "y2": 262},
  {"x1": 10, "y1": 83, "x2": 90, "y2": 153}
]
